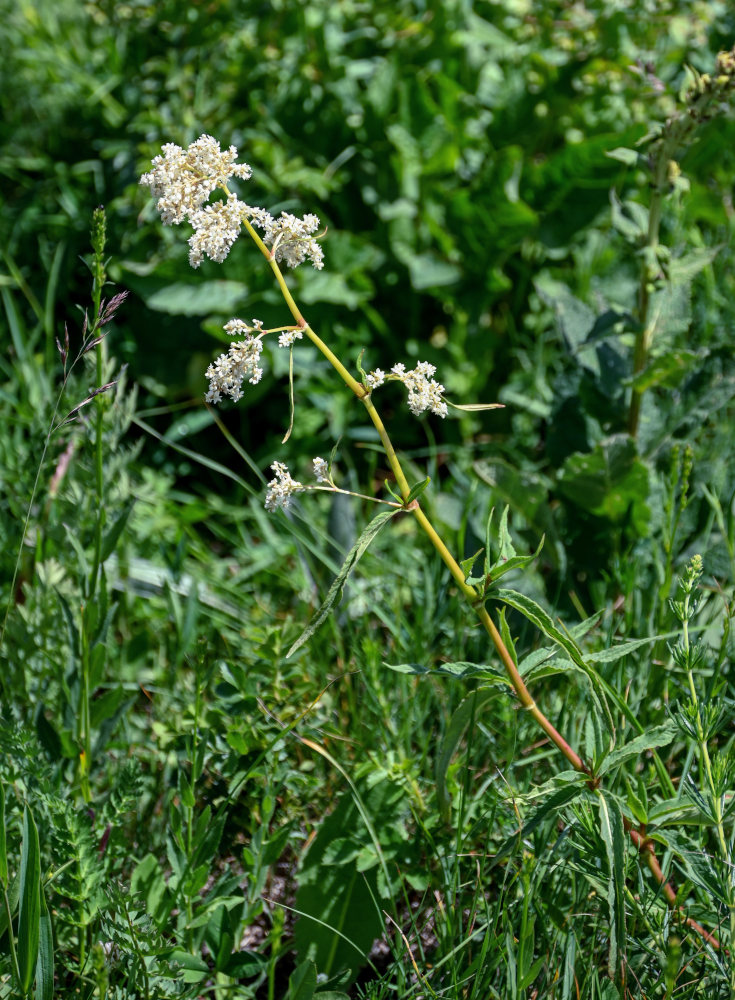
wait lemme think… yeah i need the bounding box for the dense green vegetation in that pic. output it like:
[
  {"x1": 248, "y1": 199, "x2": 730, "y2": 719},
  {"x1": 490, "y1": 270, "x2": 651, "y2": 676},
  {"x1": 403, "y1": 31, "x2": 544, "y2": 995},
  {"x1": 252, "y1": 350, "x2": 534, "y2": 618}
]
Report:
[{"x1": 3, "y1": 1, "x2": 735, "y2": 997}]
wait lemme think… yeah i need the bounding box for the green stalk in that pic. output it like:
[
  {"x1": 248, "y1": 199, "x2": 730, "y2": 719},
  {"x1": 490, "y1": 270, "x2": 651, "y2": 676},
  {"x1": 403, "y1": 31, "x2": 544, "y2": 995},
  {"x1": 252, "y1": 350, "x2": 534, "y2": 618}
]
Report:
[
  {"x1": 79, "y1": 210, "x2": 107, "y2": 803},
  {"x1": 628, "y1": 151, "x2": 667, "y2": 438},
  {"x1": 2, "y1": 885, "x2": 22, "y2": 990}
]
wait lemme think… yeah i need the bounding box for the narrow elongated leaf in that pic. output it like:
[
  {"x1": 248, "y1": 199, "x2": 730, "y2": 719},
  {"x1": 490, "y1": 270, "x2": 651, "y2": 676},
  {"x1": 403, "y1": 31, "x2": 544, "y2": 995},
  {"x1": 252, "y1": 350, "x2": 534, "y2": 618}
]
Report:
[
  {"x1": 35, "y1": 885, "x2": 53, "y2": 1000},
  {"x1": 599, "y1": 794, "x2": 626, "y2": 981},
  {"x1": 288, "y1": 510, "x2": 396, "y2": 656},
  {"x1": 436, "y1": 689, "x2": 497, "y2": 821},
  {"x1": 586, "y1": 635, "x2": 660, "y2": 664},
  {"x1": 405, "y1": 477, "x2": 431, "y2": 504},
  {"x1": 100, "y1": 498, "x2": 135, "y2": 563},
  {"x1": 18, "y1": 806, "x2": 41, "y2": 994},
  {"x1": 496, "y1": 588, "x2": 614, "y2": 735},
  {"x1": 492, "y1": 781, "x2": 587, "y2": 863},
  {"x1": 0, "y1": 784, "x2": 7, "y2": 885},
  {"x1": 597, "y1": 722, "x2": 677, "y2": 776},
  {"x1": 384, "y1": 660, "x2": 507, "y2": 681},
  {"x1": 447, "y1": 401, "x2": 504, "y2": 411}
]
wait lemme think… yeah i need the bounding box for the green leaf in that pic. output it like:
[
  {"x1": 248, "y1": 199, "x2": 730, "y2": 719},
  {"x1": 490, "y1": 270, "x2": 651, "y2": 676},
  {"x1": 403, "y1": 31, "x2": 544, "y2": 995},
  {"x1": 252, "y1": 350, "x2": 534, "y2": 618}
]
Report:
[
  {"x1": 0, "y1": 784, "x2": 7, "y2": 885},
  {"x1": 629, "y1": 350, "x2": 698, "y2": 391},
  {"x1": 598, "y1": 793, "x2": 626, "y2": 980},
  {"x1": 406, "y1": 252, "x2": 462, "y2": 290},
  {"x1": 384, "y1": 660, "x2": 506, "y2": 680},
  {"x1": 289, "y1": 961, "x2": 317, "y2": 1000},
  {"x1": 585, "y1": 635, "x2": 660, "y2": 664},
  {"x1": 35, "y1": 885, "x2": 53, "y2": 1000},
  {"x1": 535, "y1": 279, "x2": 595, "y2": 352},
  {"x1": 597, "y1": 722, "x2": 677, "y2": 776},
  {"x1": 492, "y1": 780, "x2": 588, "y2": 863},
  {"x1": 605, "y1": 147, "x2": 640, "y2": 166},
  {"x1": 487, "y1": 524, "x2": 544, "y2": 586},
  {"x1": 288, "y1": 509, "x2": 396, "y2": 656},
  {"x1": 557, "y1": 435, "x2": 651, "y2": 535},
  {"x1": 610, "y1": 190, "x2": 649, "y2": 242},
  {"x1": 100, "y1": 498, "x2": 135, "y2": 563},
  {"x1": 436, "y1": 689, "x2": 498, "y2": 821},
  {"x1": 18, "y1": 805, "x2": 41, "y2": 995},
  {"x1": 496, "y1": 589, "x2": 614, "y2": 737},
  {"x1": 143, "y1": 279, "x2": 248, "y2": 316},
  {"x1": 461, "y1": 547, "x2": 484, "y2": 583},
  {"x1": 405, "y1": 477, "x2": 431, "y2": 504},
  {"x1": 668, "y1": 246, "x2": 721, "y2": 285}
]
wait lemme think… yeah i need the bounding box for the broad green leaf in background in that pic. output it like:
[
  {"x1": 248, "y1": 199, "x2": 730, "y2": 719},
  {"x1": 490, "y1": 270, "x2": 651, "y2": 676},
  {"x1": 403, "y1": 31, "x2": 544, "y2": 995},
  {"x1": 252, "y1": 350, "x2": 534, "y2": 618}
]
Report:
[{"x1": 557, "y1": 436, "x2": 651, "y2": 535}]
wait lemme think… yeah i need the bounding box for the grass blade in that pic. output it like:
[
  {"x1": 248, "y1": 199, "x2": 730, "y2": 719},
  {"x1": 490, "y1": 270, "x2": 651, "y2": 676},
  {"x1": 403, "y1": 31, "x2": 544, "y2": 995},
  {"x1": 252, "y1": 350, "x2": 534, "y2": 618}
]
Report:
[{"x1": 18, "y1": 805, "x2": 41, "y2": 995}]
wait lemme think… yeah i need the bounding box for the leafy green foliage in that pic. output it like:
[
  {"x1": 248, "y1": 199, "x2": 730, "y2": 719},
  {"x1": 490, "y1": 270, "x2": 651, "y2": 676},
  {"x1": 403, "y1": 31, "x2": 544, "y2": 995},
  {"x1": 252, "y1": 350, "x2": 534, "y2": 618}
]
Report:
[{"x1": 2, "y1": 4, "x2": 735, "y2": 998}]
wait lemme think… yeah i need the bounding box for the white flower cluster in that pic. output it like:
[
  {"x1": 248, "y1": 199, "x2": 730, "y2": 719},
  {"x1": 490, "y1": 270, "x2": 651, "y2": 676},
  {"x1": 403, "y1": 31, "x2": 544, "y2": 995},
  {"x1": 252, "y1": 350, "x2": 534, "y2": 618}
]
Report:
[
  {"x1": 188, "y1": 197, "x2": 249, "y2": 268},
  {"x1": 204, "y1": 319, "x2": 265, "y2": 403},
  {"x1": 265, "y1": 462, "x2": 304, "y2": 512},
  {"x1": 141, "y1": 135, "x2": 325, "y2": 271},
  {"x1": 312, "y1": 457, "x2": 329, "y2": 482},
  {"x1": 365, "y1": 361, "x2": 447, "y2": 417},
  {"x1": 256, "y1": 211, "x2": 325, "y2": 270},
  {"x1": 278, "y1": 329, "x2": 304, "y2": 347},
  {"x1": 365, "y1": 369, "x2": 385, "y2": 390},
  {"x1": 393, "y1": 362, "x2": 447, "y2": 417},
  {"x1": 264, "y1": 459, "x2": 332, "y2": 512},
  {"x1": 140, "y1": 135, "x2": 251, "y2": 226}
]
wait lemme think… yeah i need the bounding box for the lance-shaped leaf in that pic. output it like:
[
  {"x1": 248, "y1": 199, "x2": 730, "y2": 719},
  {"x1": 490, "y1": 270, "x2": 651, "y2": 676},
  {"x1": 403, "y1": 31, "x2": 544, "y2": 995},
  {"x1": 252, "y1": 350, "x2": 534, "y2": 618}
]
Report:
[
  {"x1": 599, "y1": 793, "x2": 626, "y2": 981},
  {"x1": 495, "y1": 588, "x2": 615, "y2": 737},
  {"x1": 288, "y1": 509, "x2": 396, "y2": 656}
]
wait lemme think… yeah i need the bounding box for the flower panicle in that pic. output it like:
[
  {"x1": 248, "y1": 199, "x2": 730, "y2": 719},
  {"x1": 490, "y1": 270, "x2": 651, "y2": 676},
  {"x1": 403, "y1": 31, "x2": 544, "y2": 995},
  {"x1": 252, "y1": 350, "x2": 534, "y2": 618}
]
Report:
[
  {"x1": 141, "y1": 135, "x2": 324, "y2": 271},
  {"x1": 264, "y1": 459, "x2": 332, "y2": 512},
  {"x1": 365, "y1": 360, "x2": 448, "y2": 418}
]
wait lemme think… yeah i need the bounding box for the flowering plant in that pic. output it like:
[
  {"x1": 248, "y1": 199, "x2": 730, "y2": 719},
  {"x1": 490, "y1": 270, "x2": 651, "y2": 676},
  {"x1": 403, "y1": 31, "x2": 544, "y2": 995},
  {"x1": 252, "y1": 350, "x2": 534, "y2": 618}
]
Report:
[{"x1": 141, "y1": 134, "x2": 722, "y2": 963}]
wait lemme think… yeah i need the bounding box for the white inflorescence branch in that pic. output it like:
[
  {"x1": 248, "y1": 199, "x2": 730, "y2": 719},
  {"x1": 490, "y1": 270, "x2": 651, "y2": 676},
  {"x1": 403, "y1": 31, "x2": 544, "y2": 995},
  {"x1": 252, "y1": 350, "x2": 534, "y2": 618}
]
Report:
[
  {"x1": 366, "y1": 361, "x2": 448, "y2": 418},
  {"x1": 141, "y1": 134, "x2": 324, "y2": 271}
]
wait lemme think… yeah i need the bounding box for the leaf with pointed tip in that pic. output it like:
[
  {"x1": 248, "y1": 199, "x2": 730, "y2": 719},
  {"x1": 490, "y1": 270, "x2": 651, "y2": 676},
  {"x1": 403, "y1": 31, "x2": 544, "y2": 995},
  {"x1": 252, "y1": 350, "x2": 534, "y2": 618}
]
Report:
[{"x1": 288, "y1": 510, "x2": 396, "y2": 656}]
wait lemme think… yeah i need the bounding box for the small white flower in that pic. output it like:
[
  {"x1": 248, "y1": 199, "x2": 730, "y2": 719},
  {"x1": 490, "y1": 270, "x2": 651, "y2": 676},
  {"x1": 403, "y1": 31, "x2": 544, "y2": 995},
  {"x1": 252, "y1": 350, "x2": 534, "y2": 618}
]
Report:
[
  {"x1": 365, "y1": 369, "x2": 385, "y2": 390},
  {"x1": 265, "y1": 462, "x2": 304, "y2": 512},
  {"x1": 313, "y1": 457, "x2": 329, "y2": 483},
  {"x1": 278, "y1": 330, "x2": 304, "y2": 348}
]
